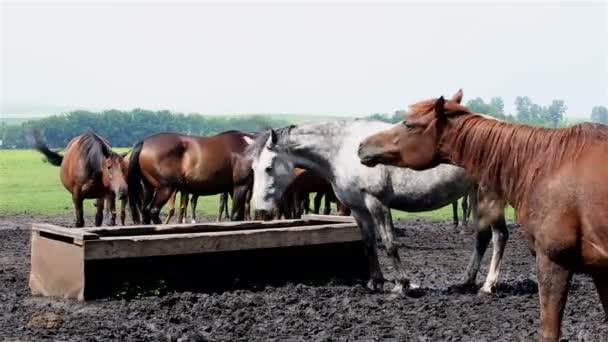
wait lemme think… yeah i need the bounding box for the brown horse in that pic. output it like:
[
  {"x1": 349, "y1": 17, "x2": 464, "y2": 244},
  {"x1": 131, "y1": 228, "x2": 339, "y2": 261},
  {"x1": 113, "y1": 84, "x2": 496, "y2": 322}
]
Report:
[
  {"x1": 128, "y1": 130, "x2": 255, "y2": 224},
  {"x1": 33, "y1": 132, "x2": 129, "y2": 227},
  {"x1": 358, "y1": 90, "x2": 608, "y2": 341},
  {"x1": 164, "y1": 191, "x2": 233, "y2": 224},
  {"x1": 287, "y1": 169, "x2": 350, "y2": 217}
]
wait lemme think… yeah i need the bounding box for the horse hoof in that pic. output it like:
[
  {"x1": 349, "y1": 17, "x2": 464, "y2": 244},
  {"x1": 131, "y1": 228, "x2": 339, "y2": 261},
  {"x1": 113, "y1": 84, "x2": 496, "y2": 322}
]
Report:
[
  {"x1": 366, "y1": 279, "x2": 384, "y2": 292},
  {"x1": 479, "y1": 284, "x2": 497, "y2": 295},
  {"x1": 191, "y1": 220, "x2": 196, "y2": 224}
]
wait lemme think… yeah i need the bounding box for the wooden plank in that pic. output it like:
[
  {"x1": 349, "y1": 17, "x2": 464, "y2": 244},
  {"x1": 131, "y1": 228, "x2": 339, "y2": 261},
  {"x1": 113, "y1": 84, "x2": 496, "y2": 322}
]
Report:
[
  {"x1": 30, "y1": 232, "x2": 86, "y2": 301},
  {"x1": 32, "y1": 223, "x2": 99, "y2": 241},
  {"x1": 84, "y1": 223, "x2": 361, "y2": 260},
  {"x1": 79, "y1": 218, "x2": 335, "y2": 237},
  {"x1": 300, "y1": 214, "x2": 355, "y2": 223}
]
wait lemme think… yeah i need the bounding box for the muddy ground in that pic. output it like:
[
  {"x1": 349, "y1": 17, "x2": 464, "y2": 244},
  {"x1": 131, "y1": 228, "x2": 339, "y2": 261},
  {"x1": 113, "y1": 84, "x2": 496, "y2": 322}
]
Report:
[{"x1": 0, "y1": 214, "x2": 606, "y2": 341}]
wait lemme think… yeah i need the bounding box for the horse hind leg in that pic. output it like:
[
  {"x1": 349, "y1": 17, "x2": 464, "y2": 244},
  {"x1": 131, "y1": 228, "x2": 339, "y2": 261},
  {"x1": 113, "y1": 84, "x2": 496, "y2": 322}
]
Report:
[
  {"x1": 95, "y1": 198, "x2": 105, "y2": 227},
  {"x1": 351, "y1": 209, "x2": 385, "y2": 292},
  {"x1": 150, "y1": 187, "x2": 174, "y2": 225},
  {"x1": 190, "y1": 194, "x2": 199, "y2": 223},
  {"x1": 452, "y1": 201, "x2": 459, "y2": 227},
  {"x1": 178, "y1": 191, "x2": 189, "y2": 224},
  {"x1": 164, "y1": 191, "x2": 177, "y2": 224},
  {"x1": 72, "y1": 191, "x2": 85, "y2": 227},
  {"x1": 479, "y1": 214, "x2": 509, "y2": 294}
]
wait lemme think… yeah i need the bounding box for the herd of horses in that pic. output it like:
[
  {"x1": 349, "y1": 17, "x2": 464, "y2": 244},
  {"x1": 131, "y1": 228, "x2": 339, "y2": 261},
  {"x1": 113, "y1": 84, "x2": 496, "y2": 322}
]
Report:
[{"x1": 32, "y1": 89, "x2": 606, "y2": 341}]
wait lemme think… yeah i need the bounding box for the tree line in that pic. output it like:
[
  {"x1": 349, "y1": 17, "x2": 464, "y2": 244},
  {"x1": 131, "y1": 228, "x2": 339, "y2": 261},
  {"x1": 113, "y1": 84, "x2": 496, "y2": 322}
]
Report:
[
  {"x1": 1, "y1": 98, "x2": 606, "y2": 149},
  {"x1": 368, "y1": 96, "x2": 607, "y2": 128},
  {"x1": 0, "y1": 109, "x2": 292, "y2": 149}
]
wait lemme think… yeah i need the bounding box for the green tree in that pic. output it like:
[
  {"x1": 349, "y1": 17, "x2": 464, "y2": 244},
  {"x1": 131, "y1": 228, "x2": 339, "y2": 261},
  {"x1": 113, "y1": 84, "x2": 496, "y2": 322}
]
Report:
[
  {"x1": 591, "y1": 106, "x2": 608, "y2": 124},
  {"x1": 515, "y1": 96, "x2": 532, "y2": 122},
  {"x1": 546, "y1": 100, "x2": 567, "y2": 128}
]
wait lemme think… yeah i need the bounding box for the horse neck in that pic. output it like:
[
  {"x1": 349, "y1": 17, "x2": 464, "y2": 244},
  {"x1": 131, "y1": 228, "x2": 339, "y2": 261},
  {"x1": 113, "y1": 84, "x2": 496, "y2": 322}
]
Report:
[
  {"x1": 279, "y1": 125, "x2": 341, "y2": 180},
  {"x1": 440, "y1": 115, "x2": 538, "y2": 214}
]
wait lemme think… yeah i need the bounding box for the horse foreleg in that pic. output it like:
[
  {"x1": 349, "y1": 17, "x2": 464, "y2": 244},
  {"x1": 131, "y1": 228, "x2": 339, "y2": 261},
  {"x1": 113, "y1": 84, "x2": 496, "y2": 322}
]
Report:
[
  {"x1": 190, "y1": 194, "x2": 199, "y2": 223},
  {"x1": 224, "y1": 192, "x2": 231, "y2": 220},
  {"x1": 313, "y1": 193, "x2": 323, "y2": 214},
  {"x1": 164, "y1": 191, "x2": 177, "y2": 224},
  {"x1": 365, "y1": 196, "x2": 409, "y2": 293},
  {"x1": 351, "y1": 209, "x2": 384, "y2": 292},
  {"x1": 119, "y1": 197, "x2": 127, "y2": 225},
  {"x1": 537, "y1": 252, "x2": 572, "y2": 342},
  {"x1": 95, "y1": 198, "x2": 105, "y2": 227},
  {"x1": 178, "y1": 191, "x2": 189, "y2": 224},
  {"x1": 244, "y1": 188, "x2": 252, "y2": 221},
  {"x1": 106, "y1": 194, "x2": 117, "y2": 226},
  {"x1": 218, "y1": 192, "x2": 227, "y2": 221},
  {"x1": 479, "y1": 214, "x2": 509, "y2": 294}
]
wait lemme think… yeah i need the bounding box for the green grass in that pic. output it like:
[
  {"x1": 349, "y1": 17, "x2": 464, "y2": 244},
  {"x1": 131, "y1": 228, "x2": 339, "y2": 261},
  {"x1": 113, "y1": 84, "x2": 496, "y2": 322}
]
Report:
[{"x1": 0, "y1": 149, "x2": 515, "y2": 222}]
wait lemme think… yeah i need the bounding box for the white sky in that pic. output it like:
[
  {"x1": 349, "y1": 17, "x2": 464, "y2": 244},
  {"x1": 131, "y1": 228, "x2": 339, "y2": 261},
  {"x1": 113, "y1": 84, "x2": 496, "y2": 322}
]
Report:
[{"x1": 1, "y1": 0, "x2": 607, "y2": 118}]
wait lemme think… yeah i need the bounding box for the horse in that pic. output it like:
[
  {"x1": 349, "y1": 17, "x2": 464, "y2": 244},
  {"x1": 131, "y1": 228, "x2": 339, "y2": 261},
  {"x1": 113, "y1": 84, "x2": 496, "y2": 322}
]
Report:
[
  {"x1": 357, "y1": 89, "x2": 608, "y2": 341},
  {"x1": 246, "y1": 120, "x2": 507, "y2": 294},
  {"x1": 128, "y1": 130, "x2": 255, "y2": 224},
  {"x1": 33, "y1": 131, "x2": 129, "y2": 227},
  {"x1": 452, "y1": 190, "x2": 475, "y2": 228},
  {"x1": 164, "y1": 191, "x2": 233, "y2": 224},
  {"x1": 282, "y1": 169, "x2": 350, "y2": 218}
]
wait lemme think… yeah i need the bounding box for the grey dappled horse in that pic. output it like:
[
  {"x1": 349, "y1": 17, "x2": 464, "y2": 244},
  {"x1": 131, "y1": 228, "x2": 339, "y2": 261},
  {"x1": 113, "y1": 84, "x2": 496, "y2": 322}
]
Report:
[{"x1": 247, "y1": 119, "x2": 508, "y2": 294}]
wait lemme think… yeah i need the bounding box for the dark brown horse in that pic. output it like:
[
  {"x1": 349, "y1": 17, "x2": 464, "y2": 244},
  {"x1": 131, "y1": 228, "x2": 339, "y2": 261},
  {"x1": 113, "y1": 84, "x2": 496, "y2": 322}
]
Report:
[
  {"x1": 287, "y1": 169, "x2": 350, "y2": 217},
  {"x1": 33, "y1": 132, "x2": 129, "y2": 227},
  {"x1": 128, "y1": 130, "x2": 255, "y2": 224},
  {"x1": 358, "y1": 89, "x2": 608, "y2": 341}
]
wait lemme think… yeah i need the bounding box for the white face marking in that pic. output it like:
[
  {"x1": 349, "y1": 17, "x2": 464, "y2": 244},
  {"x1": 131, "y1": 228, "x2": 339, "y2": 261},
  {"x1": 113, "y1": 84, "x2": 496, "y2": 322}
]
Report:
[
  {"x1": 251, "y1": 136, "x2": 296, "y2": 212},
  {"x1": 243, "y1": 136, "x2": 254, "y2": 145}
]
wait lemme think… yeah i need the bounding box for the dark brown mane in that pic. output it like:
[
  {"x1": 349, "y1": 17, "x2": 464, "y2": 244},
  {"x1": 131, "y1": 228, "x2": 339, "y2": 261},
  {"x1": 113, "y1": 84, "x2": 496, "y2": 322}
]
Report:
[{"x1": 444, "y1": 114, "x2": 608, "y2": 217}]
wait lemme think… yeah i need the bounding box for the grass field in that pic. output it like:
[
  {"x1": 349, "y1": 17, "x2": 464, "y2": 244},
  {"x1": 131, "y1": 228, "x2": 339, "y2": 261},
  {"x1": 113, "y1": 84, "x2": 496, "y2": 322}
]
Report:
[{"x1": 0, "y1": 149, "x2": 515, "y2": 221}]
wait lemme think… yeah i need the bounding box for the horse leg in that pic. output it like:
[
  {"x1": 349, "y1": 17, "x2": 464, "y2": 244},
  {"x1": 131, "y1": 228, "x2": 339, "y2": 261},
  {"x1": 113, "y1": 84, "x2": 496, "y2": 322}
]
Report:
[
  {"x1": 591, "y1": 272, "x2": 608, "y2": 317},
  {"x1": 459, "y1": 193, "x2": 490, "y2": 287},
  {"x1": 119, "y1": 197, "x2": 127, "y2": 225},
  {"x1": 324, "y1": 196, "x2": 332, "y2": 215},
  {"x1": 231, "y1": 185, "x2": 249, "y2": 221},
  {"x1": 351, "y1": 209, "x2": 384, "y2": 292},
  {"x1": 71, "y1": 191, "x2": 85, "y2": 227},
  {"x1": 313, "y1": 193, "x2": 323, "y2": 214},
  {"x1": 461, "y1": 194, "x2": 469, "y2": 228},
  {"x1": 141, "y1": 184, "x2": 156, "y2": 224},
  {"x1": 244, "y1": 188, "x2": 252, "y2": 221},
  {"x1": 190, "y1": 194, "x2": 199, "y2": 223},
  {"x1": 107, "y1": 194, "x2": 117, "y2": 226},
  {"x1": 150, "y1": 187, "x2": 173, "y2": 224},
  {"x1": 178, "y1": 191, "x2": 189, "y2": 224},
  {"x1": 479, "y1": 214, "x2": 509, "y2": 293},
  {"x1": 164, "y1": 191, "x2": 177, "y2": 224},
  {"x1": 452, "y1": 201, "x2": 459, "y2": 227},
  {"x1": 365, "y1": 196, "x2": 409, "y2": 293},
  {"x1": 218, "y1": 192, "x2": 227, "y2": 221},
  {"x1": 95, "y1": 198, "x2": 104, "y2": 227},
  {"x1": 537, "y1": 252, "x2": 572, "y2": 342}
]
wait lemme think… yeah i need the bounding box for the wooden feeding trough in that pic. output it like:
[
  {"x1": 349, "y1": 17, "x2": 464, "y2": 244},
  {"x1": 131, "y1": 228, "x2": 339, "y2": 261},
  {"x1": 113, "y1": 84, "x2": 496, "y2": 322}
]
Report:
[{"x1": 29, "y1": 214, "x2": 367, "y2": 300}]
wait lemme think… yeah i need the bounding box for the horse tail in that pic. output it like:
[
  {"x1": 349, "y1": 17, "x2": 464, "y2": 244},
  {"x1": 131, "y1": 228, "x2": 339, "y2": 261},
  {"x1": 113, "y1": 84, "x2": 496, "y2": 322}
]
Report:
[
  {"x1": 128, "y1": 140, "x2": 145, "y2": 224},
  {"x1": 31, "y1": 130, "x2": 63, "y2": 166}
]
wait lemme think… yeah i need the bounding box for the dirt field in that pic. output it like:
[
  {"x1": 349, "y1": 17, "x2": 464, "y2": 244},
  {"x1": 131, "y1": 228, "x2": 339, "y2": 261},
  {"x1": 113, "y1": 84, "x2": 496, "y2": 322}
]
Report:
[{"x1": 1, "y1": 215, "x2": 606, "y2": 341}]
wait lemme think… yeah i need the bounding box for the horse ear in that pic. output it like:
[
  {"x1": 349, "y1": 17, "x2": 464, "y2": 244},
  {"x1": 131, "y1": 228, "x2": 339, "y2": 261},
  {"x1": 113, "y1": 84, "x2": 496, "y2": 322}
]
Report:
[
  {"x1": 451, "y1": 89, "x2": 463, "y2": 103},
  {"x1": 435, "y1": 96, "x2": 446, "y2": 119},
  {"x1": 270, "y1": 129, "x2": 278, "y2": 145},
  {"x1": 120, "y1": 150, "x2": 130, "y2": 158}
]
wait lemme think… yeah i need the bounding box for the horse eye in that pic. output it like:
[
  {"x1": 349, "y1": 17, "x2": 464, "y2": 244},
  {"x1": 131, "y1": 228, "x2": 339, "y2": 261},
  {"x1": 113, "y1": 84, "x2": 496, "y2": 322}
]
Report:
[{"x1": 265, "y1": 166, "x2": 273, "y2": 173}]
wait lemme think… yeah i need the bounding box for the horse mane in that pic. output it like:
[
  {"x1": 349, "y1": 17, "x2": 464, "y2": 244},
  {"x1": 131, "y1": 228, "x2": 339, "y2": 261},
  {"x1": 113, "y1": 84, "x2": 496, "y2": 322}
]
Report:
[
  {"x1": 77, "y1": 132, "x2": 117, "y2": 174},
  {"x1": 437, "y1": 106, "x2": 608, "y2": 215}
]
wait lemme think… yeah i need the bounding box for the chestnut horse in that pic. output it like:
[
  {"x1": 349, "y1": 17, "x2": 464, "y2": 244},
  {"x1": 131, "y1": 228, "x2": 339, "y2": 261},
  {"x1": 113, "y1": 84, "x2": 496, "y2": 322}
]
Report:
[
  {"x1": 358, "y1": 90, "x2": 608, "y2": 341},
  {"x1": 128, "y1": 130, "x2": 255, "y2": 224},
  {"x1": 33, "y1": 132, "x2": 129, "y2": 227}
]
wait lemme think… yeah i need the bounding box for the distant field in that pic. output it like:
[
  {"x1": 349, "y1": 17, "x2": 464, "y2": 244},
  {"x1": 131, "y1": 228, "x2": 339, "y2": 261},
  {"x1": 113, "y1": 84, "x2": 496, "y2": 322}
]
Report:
[{"x1": 0, "y1": 149, "x2": 515, "y2": 221}]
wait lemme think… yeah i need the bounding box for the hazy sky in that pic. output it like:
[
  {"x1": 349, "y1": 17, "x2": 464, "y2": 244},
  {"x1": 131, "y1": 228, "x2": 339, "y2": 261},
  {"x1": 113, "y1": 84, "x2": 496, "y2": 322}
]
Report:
[{"x1": 2, "y1": 0, "x2": 606, "y2": 118}]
